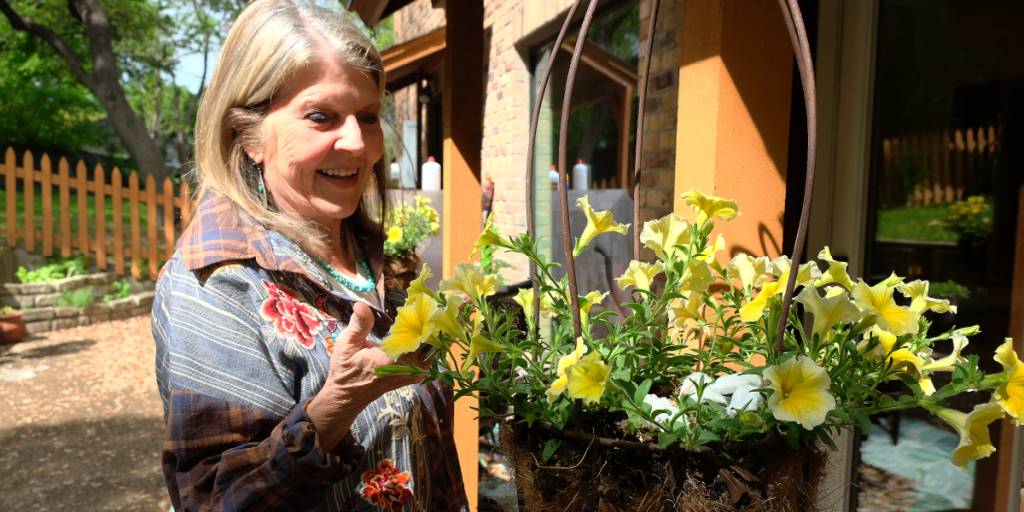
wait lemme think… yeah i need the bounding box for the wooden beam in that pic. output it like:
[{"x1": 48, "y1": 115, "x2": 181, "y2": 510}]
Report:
[
  {"x1": 559, "y1": 36, "x2": 639, "y2": 86},
  {"x1": 381, "y1": 27, "x2": 447, "y2": 92},
  {"x1": 443, "y1": 0, "x2": 483, "y2": 509}
]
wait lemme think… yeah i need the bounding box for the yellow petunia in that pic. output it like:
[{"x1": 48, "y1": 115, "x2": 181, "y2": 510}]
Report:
[
  {"x1": 763, "y1": 356, "x2": 836, "y2": 429},
  {"x1": 696, "y1": 234, "x2": 726, "y2": 265},
  {"x1": 406, "y1": 263, "x2": 437, "y2": 304},
  {"x1": 668, "y1": 290, "x2": 704, "y2": 328},
  {"x1": 512, "y1": 287, "x2": 535, "y2": 321},
  {"x1": 545, "y1": 337, "x2": 588, "y2": 403},
  {"x1": 897, "y1": 280, "x2": 957, "y2": 315},
  {"x1": 815, "y1": 247, "x2": 855, "y2": 290},
  {"x1": 380, "y1": 293, "x2": 438, "y2": 360},
  {"x1": 771, "y1": 256, "x2": 822, "y2": 288},
  {"x1": 460, "y1": 335, "x2": 515, "y2": 377},
  {"x1": 640, "y1": 213, "x2": 692, "y2": 260},
  {"x1": 574, "y1": 196, "x2": 630, "y2": 257},
  {"x1": 580, "y1": 291, "x2": 608, "y2": 326},
  {"x1": 439, "y1": 262, "x2": 498, "y2": 304},
  {"x1": 935, "y1": 403, "x2": 1005, "y2": 472},
  {"x1": 471, "y1": 212, "x2": 513, "y2": 257},
  {"x1": 566, "y1": 351, "x2": 613, "y2": 405},
  {"x1": 994, "y1": 338, "x2": 1024, "y2": 426},
  {"x1": 795, "y1": 287, "x2": 862, "y2": 341},
  {"x1": 725, "y1": 254, "x2": 774, "y2": 289},
  {"x1": 680, "y1": 189, "x2": 740, "y2": 225},
  {"x1": 852, "y1": 279, "x2": 921, "y2": 336},
  {"x1": 617, "y1": 260, "x2": 664, "y2": 292},
  {"x1": 386, "y1": 226, "x2": 403, "y2": 244},
  {"x1": 432, "y1": 294, "x2": 467, "y2": 344},
  {"x1": 681, "y1": 259, "x2": 714, "y2": 293},
  {"x1": 739, "y1": 281, "x2": 782, "y2": 323}
]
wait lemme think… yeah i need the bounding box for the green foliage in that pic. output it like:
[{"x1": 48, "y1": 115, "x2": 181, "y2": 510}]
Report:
[
  {"x1": 0, "y1": 305, "x2": 15, "y2": 316},
  {"x1": 875, "y1": 204, "x2": 955, "y2": 242},
  {"x1": 936, "y1": 196, "x2": 993, "y2": 242},
  {"x1": 929, "y1": 280, "x2": 971, "y2": 299},
  {"x1": 480, "y1": 237, "x2": 512, "y2": 287},
  {"x1": 103, "y1": 279, "x2": 133, "y2": 303},
  {"x1": 383, "y1": 197, "x2": 440, "y2": 258},
  {"x1": 15, "y1": 254, "x2": 92, "y2": 283},
  {"x1": 56, "y1": 286, "x2": 95, "y2": 308}
]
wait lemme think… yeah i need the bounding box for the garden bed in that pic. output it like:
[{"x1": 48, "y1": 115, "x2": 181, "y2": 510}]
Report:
[{"x1": 0, "y1": 272, "x2": 154, "y2": 335}]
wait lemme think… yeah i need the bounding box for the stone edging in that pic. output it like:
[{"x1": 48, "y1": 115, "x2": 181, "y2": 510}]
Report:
[
  {"x1": 19, "y1": 291, "x2": 155, "y2": 335},
  {"x1": 0, "y1": 272, "x2": 122, "y2": 308}
]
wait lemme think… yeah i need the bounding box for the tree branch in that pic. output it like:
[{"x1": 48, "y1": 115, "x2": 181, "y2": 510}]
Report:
[{"x1": 0, "y1": 0, "x2": 97, "y2": 90}]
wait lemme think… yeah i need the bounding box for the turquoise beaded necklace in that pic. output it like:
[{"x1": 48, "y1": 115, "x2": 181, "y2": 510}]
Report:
[{"x1": 315, "y1": 256, "x2": 376, "y2": 294}]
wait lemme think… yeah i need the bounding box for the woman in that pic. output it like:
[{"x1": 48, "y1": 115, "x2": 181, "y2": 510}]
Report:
[{"x1": 152, "y1": 1, "x2": 467, "y2": 511}]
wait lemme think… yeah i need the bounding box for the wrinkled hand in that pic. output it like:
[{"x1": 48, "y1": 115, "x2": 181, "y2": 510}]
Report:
[{"x1": 307, "y1": 302, "x2": 424, "y2": 450}]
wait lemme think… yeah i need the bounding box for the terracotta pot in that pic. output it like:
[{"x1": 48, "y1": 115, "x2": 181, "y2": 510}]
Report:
[
  {"x1": 500, "y1": 414, "x2": 829, "y2": 512},
  {"x1": 1, "y1": 309, "x2": 26, "y2": 344},
  {"x1": 385, "y1": 253, "x2": 422, "y2": 290}
]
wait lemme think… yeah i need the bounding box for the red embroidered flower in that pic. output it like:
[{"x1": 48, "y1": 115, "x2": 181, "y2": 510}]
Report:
[
  {"x1": 260, "y1": 280, "x2": 322, "y2": 348},
  {"x1": 360, "y1": 460, "x2": 413, "y2": 511}
]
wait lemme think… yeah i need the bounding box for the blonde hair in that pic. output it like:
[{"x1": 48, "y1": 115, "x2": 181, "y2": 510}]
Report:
[{"x1": 192, "y1": 0, "x2": 389, "y2": 262}]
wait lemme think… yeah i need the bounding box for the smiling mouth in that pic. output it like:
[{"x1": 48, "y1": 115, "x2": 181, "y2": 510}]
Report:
[{"x1": 317, "y1": 168, "x2": 358, "y2": 178}]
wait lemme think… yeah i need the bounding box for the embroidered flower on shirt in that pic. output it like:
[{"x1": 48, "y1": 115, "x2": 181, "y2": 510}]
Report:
[
  {"x1": 360, "y1": 459, "x2": 413, "y2": 511},
  {"x1": 259, "y1": 280, "x2": 322, "y2": 348}
]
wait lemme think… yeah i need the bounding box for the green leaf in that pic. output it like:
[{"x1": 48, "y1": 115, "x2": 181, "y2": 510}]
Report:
[
  {"x1": 785, "y1": 423, "x2": 801, "y2": 450},
  {"x1": 440, "y1": 372, "x2": 456, "y2": 387},
  {"x1": 634, "y1": 379, "x2": 653, "y2": 405},
  {"x1": 697, "y1": 430, "x2": 721, "y2": 445},
  {"x1": 853, "y1": 410, "x2": 871, "y2": 432},
  {"x1": 542, "y1": 438, "x2": 563, "y2": 462},
  {"x1": 374, "y1": 365, "x2": 425, "y2": 377},
  {"x1": 895, "y1": 374, "x2": 923, "y2": 396},
  {"x1": 658, "y1": 432, "x2": 678, "y2": 448}
]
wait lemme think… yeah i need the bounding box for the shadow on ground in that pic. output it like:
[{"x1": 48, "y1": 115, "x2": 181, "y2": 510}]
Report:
[
  {"x1": 0, "y1": 338, "x2": 97, "y2": 361},
  {"x1": 0, "y1": 414, "x2": 169, "y2": 512}
]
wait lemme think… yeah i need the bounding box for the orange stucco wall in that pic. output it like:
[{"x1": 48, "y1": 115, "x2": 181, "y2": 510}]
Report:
[{"x1": 674, "y1": 0, "x2": 793, "y2": 260}]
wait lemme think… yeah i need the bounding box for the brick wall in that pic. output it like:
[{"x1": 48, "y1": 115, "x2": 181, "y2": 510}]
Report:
[
  {"x1": 392, "y1": 0, "x2": 446, "y2": 165},
  {"x1": 391, "y1": 0, "x2": 684, "y2": 277},
  {"x1": 636, "y1": 0, "x2": 682, "y2": 262}
]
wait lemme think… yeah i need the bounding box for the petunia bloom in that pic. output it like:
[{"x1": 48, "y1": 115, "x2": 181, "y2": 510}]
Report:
[
  {"x1": 432, "y1": 294, "x2": 467, "y2": 344},
  {"x1": 471, "y1": 212, "x2": 513, "y2": 257},
  {"x1": 640, "y1": 213, "x2": 692, "y2": 260},
  {"x1": 460, "y1": 335, "x2": 515, "y2": 377},
  {"x1": 617, "y1": 260, "x2": 664, "y2": 292},
  {"x1": 680, "y1": 372, "x2": 727, "y2": 405},
  {"x1": 381, "y1": 293, "x2": 438, "y2": 359},
  {"x1": 574, "y1": 196, "x2": 630, "y2": 257},
  {"x1": 763, "y1": 356, "x2": 836, "y2": 429},
  {"x1": 668, "y1": 291, "x2": 704, "y2": 328},
  {"x1": 406, "y1": 263, "x2": 437, "y2": 304},
  {"x1": 739, "y1": 281, "x2": 781, "y2": 323},
  {"x1": 726, "y1": 254, "x2": 774, "y2": 289},
  {"x1": 994, "y1": 338, "x2": 1024, "y2": 426},
  {"x1": 935, "y1": 403, "x2": 1005, "y2": 472},
  {"x1": 566, "y1": 351, "x2": 613, "y2": 405},
  {"x1": 580, "y1": 290, "x2": 607, "y2": 326},
  {"x1": 795, "y1": 287, "x2": 862, "y2": 341},
  {"x1": 852, "y1": 279, "x2": 921, "y2": 337},
  {"x1": 771, "y1": 256, "x2": 822, "y2": 288},
  {"x1": 512, "y1": 287, "x2": 535, "y2": 321},
  {"x1": 680, "y1": 259, "x2": 714, "y2": 293},
  {"x1": 386, "y1": 226, "x2": 403, "y2": 244},
  {"x1": 643, "y1": 394, "x2": 681, "y2": 429},
  {"x1": 546, "y1": 337, "x2": 588, "y2": 403},
  {"x1": 897, "y1": 280, "x2": 957, "y2": 315},
  {"x1": 680, "y1": 189, "x2": 740, "y2": 225},
  {"x1": 439, "y1": 262, "x2": 498, "y2": 304},
  {"x1": 815, "y1": 247, "x2": 855, "y2": 290}
]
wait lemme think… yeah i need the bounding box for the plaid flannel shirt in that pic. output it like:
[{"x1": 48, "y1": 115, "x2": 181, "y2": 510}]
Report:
[{"x1": 153, "y1": 194, "x2": 468, "y2": 512}]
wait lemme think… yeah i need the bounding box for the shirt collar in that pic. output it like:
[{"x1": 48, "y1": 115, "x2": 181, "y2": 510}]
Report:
[{"x1": 177, "y1": 194, "x2": 388, "y2": 300}]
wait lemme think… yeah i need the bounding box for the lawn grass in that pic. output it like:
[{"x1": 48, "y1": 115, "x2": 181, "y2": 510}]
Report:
[
  {"x1": 875, "y1": 204, "x2": 957, "y2": 242},
  {"x1": 0, "y1": 186, "x2": 153, "y2": 246}
]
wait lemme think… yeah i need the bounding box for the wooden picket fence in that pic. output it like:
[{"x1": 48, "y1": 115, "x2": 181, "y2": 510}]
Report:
[
  {"x1": 881, "y1": 125, "x2": 1000, "y2": 208},
  {"x1": 0, "y1": 147, "x2": 195, "y2": 280}
]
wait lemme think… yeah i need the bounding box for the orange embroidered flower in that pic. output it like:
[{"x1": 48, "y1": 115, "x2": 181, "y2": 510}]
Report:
[
  {"x1": 259, "y1": 280, "x2": 322, "y2": 348},
  {"x1": 360, "y1": 460, "x2": 413, "y2": 511}
]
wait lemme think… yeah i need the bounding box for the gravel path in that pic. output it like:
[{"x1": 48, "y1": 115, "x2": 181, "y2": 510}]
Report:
[{"x1": 0, "y1": 315, "x2": 170, "y2": 512}]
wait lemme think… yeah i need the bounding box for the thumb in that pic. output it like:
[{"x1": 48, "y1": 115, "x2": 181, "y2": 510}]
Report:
[{"x1": 335, "y1": 302, "x2": 375, "y2": 359}]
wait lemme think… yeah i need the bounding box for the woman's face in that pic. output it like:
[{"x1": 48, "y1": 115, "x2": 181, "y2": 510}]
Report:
[{"x1": 248, "y1": 54, "x2": 383, "y2": 227}]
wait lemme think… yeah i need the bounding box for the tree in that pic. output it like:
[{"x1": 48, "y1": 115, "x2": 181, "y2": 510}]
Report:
[{"x1": 0, "y1": 0, "x2": 173, "y2": 182}]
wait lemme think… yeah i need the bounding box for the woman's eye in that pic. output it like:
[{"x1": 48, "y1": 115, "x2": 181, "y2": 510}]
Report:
[
  {"x1": 361, "y1": 114, "x2": 379, "y2": 125},
  {"x1": 307, "y1": 112, "x2": 329, "y2": 124}
]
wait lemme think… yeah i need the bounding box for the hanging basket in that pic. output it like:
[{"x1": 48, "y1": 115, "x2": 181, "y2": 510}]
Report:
[
  {"x1": 500, "y1": 414, "x2": 829, "y2": 512},
  {"x1": 385, "y1": 253, "x2": 422, "y2": 290}
]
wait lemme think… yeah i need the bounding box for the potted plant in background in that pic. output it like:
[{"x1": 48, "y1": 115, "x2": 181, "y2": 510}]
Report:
[
  {"x1": 1, "y1": 306, "x2": 25, "y2": 344},
  {"x1": 373, "y1": 191, "x2": 1024, "y2": 511},
  {"x1": 383, "y1": 196, "x2": 441, "y2": 289}
]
